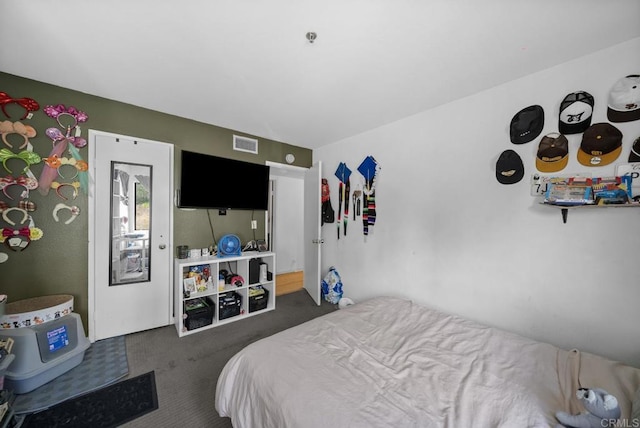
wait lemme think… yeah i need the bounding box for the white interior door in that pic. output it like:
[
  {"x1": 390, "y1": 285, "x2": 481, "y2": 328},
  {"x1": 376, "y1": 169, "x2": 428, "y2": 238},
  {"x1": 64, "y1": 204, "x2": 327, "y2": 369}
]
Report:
[
  {"x1": 88, "y1": 130, "x2": 174, "y2": 341},
  {"x1": 303, "y1": 161, "x2": 322, "y2": 305}
]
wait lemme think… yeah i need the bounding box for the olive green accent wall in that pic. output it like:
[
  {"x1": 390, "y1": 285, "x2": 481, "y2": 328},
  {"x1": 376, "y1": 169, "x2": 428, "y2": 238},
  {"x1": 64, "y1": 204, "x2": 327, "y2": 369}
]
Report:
[{"x1": 0, "y1": 72, "x2": 311, "y2": 331}]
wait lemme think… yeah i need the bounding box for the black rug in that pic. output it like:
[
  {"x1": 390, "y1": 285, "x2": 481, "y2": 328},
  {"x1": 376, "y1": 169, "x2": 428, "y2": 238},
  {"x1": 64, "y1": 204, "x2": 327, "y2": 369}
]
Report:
[{"x1": 21, "y1": 371, "x2": 158, "y2": 428}]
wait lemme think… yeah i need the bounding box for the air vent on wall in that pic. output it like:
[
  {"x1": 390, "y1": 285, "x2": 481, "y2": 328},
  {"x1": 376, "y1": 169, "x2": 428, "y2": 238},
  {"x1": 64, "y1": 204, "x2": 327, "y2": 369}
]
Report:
[{"x1": 233, "y1": 135, "x2": 258, "y2": 154}]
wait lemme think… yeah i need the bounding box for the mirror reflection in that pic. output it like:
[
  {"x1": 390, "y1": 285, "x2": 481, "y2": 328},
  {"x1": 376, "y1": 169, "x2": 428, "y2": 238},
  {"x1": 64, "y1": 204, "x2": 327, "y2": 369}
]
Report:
[{"x1": 110, "y1": 162, "x2": 152, "y2": 285}]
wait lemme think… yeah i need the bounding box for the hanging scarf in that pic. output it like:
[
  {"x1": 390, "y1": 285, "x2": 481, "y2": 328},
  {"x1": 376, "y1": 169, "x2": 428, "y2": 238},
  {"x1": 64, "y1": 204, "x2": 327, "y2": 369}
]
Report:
[
  {"x1": 334, "y1": 162, "x2": 352, "y2": 240},
  {"x1": 343, "y1": 178, "x2": 350, "y2": 235},
  {"x1": 358, "y1": 156, "x2": 379, "y2": 236}
]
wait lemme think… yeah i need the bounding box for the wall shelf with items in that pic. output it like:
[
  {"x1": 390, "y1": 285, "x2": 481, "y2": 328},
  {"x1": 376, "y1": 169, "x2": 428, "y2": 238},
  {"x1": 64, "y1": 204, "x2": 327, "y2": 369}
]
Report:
[
  {"x1": 540, "y1": 202, "x2": 640, "y2": 223},
  {"x1": 537, "y1": 173, "x2": 640, "y2": 223},
  {"x1": 174, "y1": 251, "x2": 276, "y2": 337}
]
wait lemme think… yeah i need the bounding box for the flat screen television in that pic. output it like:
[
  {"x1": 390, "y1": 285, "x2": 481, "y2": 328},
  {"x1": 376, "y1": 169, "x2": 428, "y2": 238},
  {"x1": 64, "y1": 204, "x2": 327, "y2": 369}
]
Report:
[{"x1": 178, "y1": 150, "x2": 270, "y2": 210}]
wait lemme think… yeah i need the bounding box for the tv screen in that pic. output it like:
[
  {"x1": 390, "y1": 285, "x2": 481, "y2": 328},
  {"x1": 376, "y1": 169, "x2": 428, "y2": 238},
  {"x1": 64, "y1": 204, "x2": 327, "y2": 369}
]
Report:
[{"x1": 178, "y1": 150, "x2": 270, "y2": 210}]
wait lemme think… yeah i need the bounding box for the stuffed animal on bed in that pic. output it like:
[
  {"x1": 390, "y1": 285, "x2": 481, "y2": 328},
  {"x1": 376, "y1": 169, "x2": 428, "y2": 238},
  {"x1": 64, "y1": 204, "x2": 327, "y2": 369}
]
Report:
[{"x1": 556, "y1": 387, "x2": 621, "y2": 428}]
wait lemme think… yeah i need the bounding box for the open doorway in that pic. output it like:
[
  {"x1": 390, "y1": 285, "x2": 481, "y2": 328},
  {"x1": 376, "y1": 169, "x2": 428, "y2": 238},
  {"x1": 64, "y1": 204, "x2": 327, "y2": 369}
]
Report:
[
  {"x1": 267, "y1": 161, "x2": 322, "y2": 304},
  {"x1": 267, "y1": 162, "x2": 306, "y2": 295}
]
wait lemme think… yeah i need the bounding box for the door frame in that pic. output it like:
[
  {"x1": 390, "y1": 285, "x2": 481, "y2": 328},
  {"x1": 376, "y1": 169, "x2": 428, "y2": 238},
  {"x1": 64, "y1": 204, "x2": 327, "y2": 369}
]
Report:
[
  {"x1": 87, "y1": 129, "x2": 174, "y2": 342},
  {"x1": 266, "y1": 161, "x2": 322, "y2": 305}
]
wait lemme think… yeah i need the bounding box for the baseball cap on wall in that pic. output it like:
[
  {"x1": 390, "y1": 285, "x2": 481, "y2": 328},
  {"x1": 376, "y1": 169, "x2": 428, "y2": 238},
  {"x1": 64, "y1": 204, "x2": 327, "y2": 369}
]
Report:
[
  {"x1": 577, "y1": 123, "x2": 623, "y2": 167},
  {"x1": 558, "y1": 91, "x2": 594, "y2": 134},
  {"x1": 536, "y1": 133, "x2": 569, "y2": 173},
  {"x1": 607, "y1": 75, "x2": 640, "y2": 123},
  {"x1": 496, "y1": 149, "x2": 524, "y2": 184},
  {"x1": 510, "y1": 105, "x2": 544, "y2": 144},
  {"x1": 629, "y1": 136, "x2": 640, "y2": 163}
]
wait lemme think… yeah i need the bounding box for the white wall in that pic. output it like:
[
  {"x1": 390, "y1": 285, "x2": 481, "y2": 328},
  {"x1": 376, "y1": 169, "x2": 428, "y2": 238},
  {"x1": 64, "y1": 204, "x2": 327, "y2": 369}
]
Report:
[
  {"x1": 269, "y1": 164, "x2": 305, "y2": 274},
  {"x1": 314, "y1": 38, "x2": 640, "y2": 367}
]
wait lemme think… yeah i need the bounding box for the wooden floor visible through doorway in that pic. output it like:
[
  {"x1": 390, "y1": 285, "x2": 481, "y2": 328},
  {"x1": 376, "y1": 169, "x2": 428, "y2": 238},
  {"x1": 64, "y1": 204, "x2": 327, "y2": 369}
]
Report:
[{"x1": 276, "y1": 271, "x2": 303, "y2": 295}]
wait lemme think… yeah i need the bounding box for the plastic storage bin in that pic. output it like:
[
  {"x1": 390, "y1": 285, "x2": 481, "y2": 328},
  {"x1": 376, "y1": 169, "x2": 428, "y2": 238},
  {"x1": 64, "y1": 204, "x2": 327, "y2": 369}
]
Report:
[
  {"x1": 248, "y1": 287, "x2": 269, "y2": 313},
  {"x1": 184, "y1": 297, "x2": 215, "y2": 331},
  {"x1": 219, "y1": 292, "x2": 242, "y2": 320}
]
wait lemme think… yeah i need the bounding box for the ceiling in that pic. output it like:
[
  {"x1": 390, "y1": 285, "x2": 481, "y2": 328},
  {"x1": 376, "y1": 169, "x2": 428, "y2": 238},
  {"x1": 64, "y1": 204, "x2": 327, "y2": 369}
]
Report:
[{"x1": 2, "y1": 1, "x2": 639, "y2": 150}]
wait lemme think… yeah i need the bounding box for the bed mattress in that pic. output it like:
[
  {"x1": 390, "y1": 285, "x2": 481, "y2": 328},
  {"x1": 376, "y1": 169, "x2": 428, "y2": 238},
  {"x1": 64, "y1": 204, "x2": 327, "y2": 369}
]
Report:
[{"x1": 216, "y1": 296, "x2": 640, "y2": 427}]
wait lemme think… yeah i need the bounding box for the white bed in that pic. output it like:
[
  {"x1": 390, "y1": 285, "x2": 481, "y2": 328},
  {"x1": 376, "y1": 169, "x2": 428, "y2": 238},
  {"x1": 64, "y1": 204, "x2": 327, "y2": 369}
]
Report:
[{"x1": 215, "y1": 296, "x2": 640, "y2": 427}]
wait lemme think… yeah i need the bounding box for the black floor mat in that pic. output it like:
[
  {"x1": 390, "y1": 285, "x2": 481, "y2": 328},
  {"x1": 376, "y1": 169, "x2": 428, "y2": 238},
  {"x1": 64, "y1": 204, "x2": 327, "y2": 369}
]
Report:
[{"x1": 21, "y1": 371, "x2": 158, "y2": 428}]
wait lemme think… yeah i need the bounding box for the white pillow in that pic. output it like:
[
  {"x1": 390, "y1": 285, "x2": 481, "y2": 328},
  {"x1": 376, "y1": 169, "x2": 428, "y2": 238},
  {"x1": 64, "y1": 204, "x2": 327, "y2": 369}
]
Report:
[{"x1": 632, "y1": 387, "x2": 640, "y2": 424}]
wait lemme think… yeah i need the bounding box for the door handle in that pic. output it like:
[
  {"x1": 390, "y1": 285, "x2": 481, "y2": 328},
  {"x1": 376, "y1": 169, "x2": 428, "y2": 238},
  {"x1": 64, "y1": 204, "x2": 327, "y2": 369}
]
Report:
[
  {"x1": 159, "y1": 244, "x2": 166, "y2": 249},
  {"x1": 312, "y1": 239, "x2": 324, "y2": 244}
]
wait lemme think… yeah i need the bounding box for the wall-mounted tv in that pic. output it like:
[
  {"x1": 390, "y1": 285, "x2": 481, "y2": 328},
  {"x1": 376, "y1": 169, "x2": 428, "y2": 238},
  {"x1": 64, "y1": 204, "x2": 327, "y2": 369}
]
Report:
[{"x1": 178, "y1": 150, "x2": 270, "y2": 210}]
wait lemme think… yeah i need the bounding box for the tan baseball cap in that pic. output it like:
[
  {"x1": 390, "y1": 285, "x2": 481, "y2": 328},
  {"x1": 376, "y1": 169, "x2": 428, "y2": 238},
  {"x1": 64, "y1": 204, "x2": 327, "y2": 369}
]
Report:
[
  {"x1": 536, "y1": 133, "x2": 569, "y2": 173},
  {"x1": 577, "y1": 123, "x2": 623, "y2": 167}
]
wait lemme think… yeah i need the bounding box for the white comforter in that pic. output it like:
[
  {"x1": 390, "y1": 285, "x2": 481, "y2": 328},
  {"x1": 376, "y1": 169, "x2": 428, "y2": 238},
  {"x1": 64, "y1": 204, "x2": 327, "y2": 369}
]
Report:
[{"x1": 215, "y1": 296, "x2": 640, "y2": 428}]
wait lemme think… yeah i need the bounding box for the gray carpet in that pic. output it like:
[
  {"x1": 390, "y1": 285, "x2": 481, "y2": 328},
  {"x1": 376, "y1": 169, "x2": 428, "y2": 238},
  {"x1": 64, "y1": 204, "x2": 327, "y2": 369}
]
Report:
[{"x1": 121, "y1": 290, "x2": 337, "y2": 427}]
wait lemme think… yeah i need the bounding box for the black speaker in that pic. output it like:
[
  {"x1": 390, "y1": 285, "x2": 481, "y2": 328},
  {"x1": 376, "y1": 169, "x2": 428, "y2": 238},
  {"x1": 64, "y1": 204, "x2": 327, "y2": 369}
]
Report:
[{"x1": 249, "y1": 258, "x2": 261, "y2": 284}]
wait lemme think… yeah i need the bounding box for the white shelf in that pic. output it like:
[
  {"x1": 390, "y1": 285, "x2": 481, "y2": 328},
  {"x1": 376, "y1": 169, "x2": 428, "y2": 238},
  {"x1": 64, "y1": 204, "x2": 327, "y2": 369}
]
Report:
[
  {"x1": 174, "y1": 251, "x2": 276, "y2": 337},
  {"x1": 540, "y1": 201, "x2": 640, "y2": 223}
]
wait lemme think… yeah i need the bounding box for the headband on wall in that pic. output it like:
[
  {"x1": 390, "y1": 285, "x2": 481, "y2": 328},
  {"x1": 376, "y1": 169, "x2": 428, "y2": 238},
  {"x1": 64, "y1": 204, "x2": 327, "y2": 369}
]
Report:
[
  {"x1": 0, "y1": 92, "x2": 39, "y2": 120},
  {"x1": 38, "y1": 104, "x2": 89, "y2": 196}
]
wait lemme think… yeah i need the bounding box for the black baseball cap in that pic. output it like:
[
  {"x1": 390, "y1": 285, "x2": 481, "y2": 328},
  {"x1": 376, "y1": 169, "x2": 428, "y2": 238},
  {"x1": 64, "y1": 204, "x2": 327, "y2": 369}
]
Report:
[
  {"x1": 628, "y1": 136, "x2": 640, "y2": 163},
  {"x1": 496, "y1": 149, "x2": 524, "y2": 184},
  {"x1": 510, "y1": 105, "x2": 544, "y2": 144}
]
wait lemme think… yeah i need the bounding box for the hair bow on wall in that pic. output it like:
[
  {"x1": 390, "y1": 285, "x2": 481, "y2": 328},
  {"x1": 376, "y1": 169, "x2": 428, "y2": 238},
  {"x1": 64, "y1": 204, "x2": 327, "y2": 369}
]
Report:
[
  {"x1": 0, "y1": 175, "x2": 38, "y2": 200},
  {"x1": 0, "y1": 226, "x2": 42, "y2": 251},
  {"x1": 43, "y1": 104, "x2": 88, "y2": 123},
  {"x1": 44, "y1": 154, "x2": 88, "y2": 170},
  {"x1": 0, "y1": 212, "x2": 43, "y2": 252},
  {"x1": 2, "y1": 227, "x2": 30, "y2": 238},
  {"x1": 0, "y1": 148, "x2": 42, "y2": 174},
  {"x1": 0, "y1": 175, "x2": 38, "y2": 190},
  {"x1": 0, "y1": 92, "x2": 40, "y2": 120},
  {"x1": 45, "y1": 127, "x2": 87, "y2": 149},
  {"x1": 50, "y1": 181, "x2": 81, "y2": 200},
  {"x1": 39, "y1": 104, "x2": 89, "y2": 196},
  {"x1": 0, "y1": 121, "x2": 37, "y2": 150}
]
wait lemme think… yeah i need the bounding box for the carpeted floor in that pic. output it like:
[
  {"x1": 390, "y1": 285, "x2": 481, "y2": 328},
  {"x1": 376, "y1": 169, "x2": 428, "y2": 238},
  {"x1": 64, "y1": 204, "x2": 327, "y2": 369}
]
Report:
[
  {"x1": 21, "y1": 371, "x2": 158, "y2": 428},
  {"x1": 121, "y1": 290, "x2": 337, "y2": 427}
]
